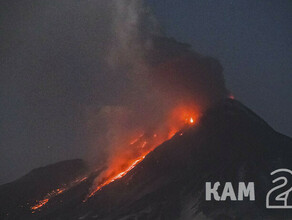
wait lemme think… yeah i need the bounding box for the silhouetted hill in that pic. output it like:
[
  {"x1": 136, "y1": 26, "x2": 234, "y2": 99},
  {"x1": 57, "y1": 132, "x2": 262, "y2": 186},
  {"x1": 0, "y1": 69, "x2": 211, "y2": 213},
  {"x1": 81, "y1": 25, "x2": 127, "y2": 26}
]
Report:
[{"x1": 1, "y1": 99, "x2": 291, "y2": 219}]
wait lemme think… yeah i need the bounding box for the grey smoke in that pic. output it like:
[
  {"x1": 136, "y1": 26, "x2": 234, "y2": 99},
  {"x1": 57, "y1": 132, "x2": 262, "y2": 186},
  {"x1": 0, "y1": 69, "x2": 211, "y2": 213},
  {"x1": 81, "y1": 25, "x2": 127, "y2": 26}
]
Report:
[
  {"x1": 86, "y1": 0, "x2": 228, "y2": 169},
  {"x1": 0, "y1": 0, "x2": 228, "y2": 183}
]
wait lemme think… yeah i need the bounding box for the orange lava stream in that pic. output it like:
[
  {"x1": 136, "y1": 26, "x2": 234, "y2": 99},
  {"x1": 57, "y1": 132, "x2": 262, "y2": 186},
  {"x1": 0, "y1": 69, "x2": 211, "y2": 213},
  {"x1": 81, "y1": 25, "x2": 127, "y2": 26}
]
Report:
[
  {"x1": 30, "y1": 176, "x2": 88, "y2": 212},
  {"x1": 85, "y1": 108, "x2": 198, "y2": 200},
  {"x1": 31, "y1": 199, "x2": 49, "y2": 211},
  {"x1": 86, "y1": 154, "x2": 147, "y2": 199},
  {"x1": 30, "y1": 106, "x2": 199, "y2": 209}
]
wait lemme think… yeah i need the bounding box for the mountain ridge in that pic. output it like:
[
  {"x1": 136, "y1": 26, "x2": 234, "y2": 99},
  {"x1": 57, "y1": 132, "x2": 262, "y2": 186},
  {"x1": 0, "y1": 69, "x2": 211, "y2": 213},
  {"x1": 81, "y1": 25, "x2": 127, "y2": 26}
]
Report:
[{"x1": 1, "y1": 99, "x2": 292, "y2": 219}]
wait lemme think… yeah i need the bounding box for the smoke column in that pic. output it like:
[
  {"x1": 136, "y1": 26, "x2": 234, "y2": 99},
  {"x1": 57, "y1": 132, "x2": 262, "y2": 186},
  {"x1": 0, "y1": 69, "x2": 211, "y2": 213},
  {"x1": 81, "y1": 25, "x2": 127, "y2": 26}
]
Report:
[{"x1": 85, "y1": 0, "x2": 228, "y2": 192}]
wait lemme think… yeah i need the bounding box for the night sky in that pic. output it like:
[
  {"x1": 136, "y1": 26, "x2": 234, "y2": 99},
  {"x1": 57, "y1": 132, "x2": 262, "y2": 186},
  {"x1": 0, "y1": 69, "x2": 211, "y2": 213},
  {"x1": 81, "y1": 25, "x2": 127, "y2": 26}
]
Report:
[{"x1": 1, "y1": 0, "x2": 291, "y2": 184}]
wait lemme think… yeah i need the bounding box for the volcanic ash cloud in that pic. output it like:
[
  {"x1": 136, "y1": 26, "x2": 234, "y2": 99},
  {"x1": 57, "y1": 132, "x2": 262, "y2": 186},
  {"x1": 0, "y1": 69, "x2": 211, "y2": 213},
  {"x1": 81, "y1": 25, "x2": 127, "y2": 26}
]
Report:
[{"x1": 86, "y1": 0, "x2": 229, "y2": 195}]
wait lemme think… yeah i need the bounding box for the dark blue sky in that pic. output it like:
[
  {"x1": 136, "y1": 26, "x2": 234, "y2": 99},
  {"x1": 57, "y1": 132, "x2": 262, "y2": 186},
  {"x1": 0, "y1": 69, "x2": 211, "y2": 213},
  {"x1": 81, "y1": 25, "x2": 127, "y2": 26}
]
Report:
[{"x1": 148, "y1": 0, "x2": 292, "y2": 136}]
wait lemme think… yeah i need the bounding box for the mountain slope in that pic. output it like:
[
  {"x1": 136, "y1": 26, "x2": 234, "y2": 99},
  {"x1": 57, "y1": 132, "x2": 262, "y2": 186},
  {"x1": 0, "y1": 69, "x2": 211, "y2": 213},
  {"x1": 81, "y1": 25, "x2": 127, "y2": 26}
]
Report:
[{"x1": 1, "y1": 99, "x2": 292, "y2": 219}]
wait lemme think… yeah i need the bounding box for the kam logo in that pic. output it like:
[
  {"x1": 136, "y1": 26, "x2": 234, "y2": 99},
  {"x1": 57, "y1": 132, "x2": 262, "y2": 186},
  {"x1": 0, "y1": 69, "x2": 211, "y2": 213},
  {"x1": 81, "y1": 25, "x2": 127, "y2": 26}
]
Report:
[
  {"x1": 205, "y1": 182, "x2": 255, "y2": 201},
  {"x1": 266, "y1": 168, "x2": 292, "y2": 209},
  {"x1": 205, "y1": 168, "x2": 292, "y2": 209}
]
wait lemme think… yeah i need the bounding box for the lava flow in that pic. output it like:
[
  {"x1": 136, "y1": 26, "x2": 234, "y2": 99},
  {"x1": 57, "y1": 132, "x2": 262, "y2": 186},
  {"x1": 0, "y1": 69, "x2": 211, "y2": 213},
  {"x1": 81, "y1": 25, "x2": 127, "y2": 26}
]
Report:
[
  {"x1": 86, "y1": 153, "x2": 148, "y2": 199},
  {"x1": 30, "y1": 176, "x2": 88, "y2": 212},
  {"x1": 85, "y1": 106, "x2": 199, "y2": 200}
]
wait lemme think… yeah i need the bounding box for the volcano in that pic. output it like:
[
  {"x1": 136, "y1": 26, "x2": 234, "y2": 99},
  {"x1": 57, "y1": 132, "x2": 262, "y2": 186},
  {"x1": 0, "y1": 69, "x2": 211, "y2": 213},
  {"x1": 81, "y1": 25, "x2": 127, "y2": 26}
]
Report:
[{"x1": 1, "y1": 99, "x2": 292, "y2": 220}]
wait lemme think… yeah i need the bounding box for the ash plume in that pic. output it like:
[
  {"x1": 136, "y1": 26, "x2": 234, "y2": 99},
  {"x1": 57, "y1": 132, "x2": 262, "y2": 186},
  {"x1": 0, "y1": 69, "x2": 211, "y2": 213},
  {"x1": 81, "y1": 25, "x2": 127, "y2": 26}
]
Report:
[{"x1": 86, "y1": 0, "x2": 228, "y2": 192}]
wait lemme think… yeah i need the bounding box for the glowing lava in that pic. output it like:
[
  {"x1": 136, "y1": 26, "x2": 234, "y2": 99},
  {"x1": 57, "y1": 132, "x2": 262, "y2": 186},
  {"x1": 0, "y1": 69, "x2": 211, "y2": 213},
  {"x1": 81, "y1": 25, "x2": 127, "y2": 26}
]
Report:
[
  {"x1": 86, "y1": 154, "x2": 147, "y2": 199},
  {"x1": 229, "y1": 94, "x2": 235, "y2": 99},
  {"x1": 31, "y1": 199, "x2": 49, "y2": 211},
  {"x1": 85, "y1": 106, "x2": 199, "y2": 200},
  {"x1": 30, "y1": 176, "x2": 88, "y2": 212},
  {"x1": 190, "y1": 117, "x2": 194, "y2": 124}
]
